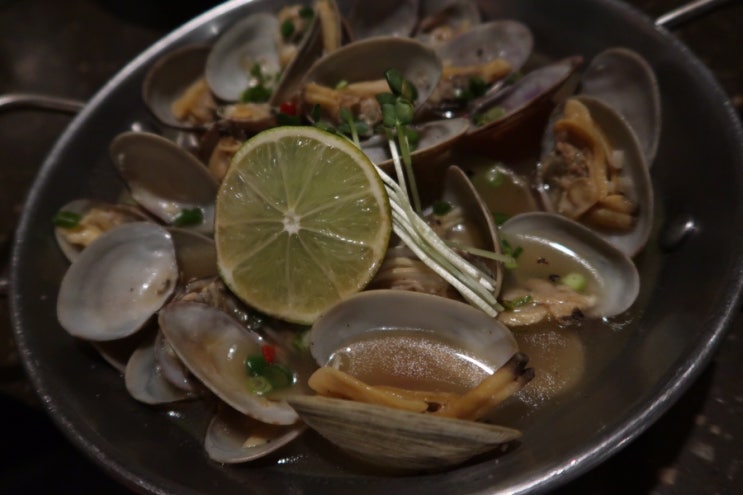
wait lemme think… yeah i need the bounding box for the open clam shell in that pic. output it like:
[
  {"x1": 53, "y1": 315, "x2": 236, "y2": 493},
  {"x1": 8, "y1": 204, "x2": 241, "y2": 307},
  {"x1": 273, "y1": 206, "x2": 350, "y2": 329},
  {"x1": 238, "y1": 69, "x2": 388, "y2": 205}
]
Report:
[
  {"x1": 466, "y1": 56, "x2": 583, "y2": 144},
  {"x1": 361, "y1": 117, "x2": 469, "y2": 168},
  {"x1": 287, "y1": 395, "x2": 520, "y2": 470},
  {"x1": 54, "y1": 198, "x2": 151, "y2": 262},
  {"x1": 537, "y1": 95, "x2": 654, "y2": 257},
  {"x1": 167, "y1": 228, "x2": 217, "y2": 283},
  {"x1": 435, "y1": 20, "x2": 532, "y2": 72},
  {"x1": 110, "y1": 131, "x2": 218, "y2": 234},
  {"x1": 56, "y1": 222, "x2": 178, "y2": 341},
  {"x1": 125, "y1": 330, "x2": 194, "y2": 405},
  {"x1": 580, "y1": 47, "x2": 661, "y2": 164},
  {"x1": 269, "y1": 0, "x2": 343, "y2": 107},
  {"x1": 299, "y1": 35, "x2": 443, "y2": 114},
  {"x1": 205, "y1": 12, "x2": 280, "y2": 102},
  {"x1": 346, "y1": 0, "x2": 419, "y2": 40},
  {"x1": 499, "y1": 212, "x2": 640, "y2": 318},
  {"x1": 158, "y1": 300, "x2": 302, "y2": 425},
  {"x1": 416, "y1": 0, "x2": 482, "y2": 46},
  {"x1": 309, "y1": 289, "x2": 518, "y2": 374},
  {"x1": 142, "y1": 44, "x2": 213, "y2": 130},
  {"x1": 205, "y1": 403, "x2": 306, "y2": 464},
  {"x1": 439, "y1": 165, "x2": 504, "y2": 296}
]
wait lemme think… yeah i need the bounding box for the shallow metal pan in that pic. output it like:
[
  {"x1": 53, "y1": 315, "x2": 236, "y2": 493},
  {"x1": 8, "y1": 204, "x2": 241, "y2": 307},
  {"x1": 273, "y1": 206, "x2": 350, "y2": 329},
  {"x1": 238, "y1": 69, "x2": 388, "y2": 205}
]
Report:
[{"x1": 7, "y1": 0, "x2": 743, "y2": 493}]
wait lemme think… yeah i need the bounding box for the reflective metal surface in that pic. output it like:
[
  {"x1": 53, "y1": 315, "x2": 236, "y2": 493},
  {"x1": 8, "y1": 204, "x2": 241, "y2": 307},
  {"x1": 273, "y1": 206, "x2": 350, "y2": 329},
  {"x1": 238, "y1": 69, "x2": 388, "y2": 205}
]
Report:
[{"x1": 2, "y1": 0, "x2": 742, "y2": 493}]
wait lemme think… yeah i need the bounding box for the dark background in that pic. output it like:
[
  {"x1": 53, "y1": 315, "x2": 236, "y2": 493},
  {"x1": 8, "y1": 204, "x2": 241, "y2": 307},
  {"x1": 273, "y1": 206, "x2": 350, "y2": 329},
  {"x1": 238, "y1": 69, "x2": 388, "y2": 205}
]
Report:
[{"x1": 1, "y1": 0, "x2": 741, "y2": 493}]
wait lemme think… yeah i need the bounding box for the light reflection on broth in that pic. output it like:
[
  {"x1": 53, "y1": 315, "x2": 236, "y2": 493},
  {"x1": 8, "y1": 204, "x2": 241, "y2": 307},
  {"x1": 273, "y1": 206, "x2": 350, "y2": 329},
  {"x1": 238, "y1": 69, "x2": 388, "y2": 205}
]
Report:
[{"x1": 327, "y1": 330, "x2": 494, "y2": 394}]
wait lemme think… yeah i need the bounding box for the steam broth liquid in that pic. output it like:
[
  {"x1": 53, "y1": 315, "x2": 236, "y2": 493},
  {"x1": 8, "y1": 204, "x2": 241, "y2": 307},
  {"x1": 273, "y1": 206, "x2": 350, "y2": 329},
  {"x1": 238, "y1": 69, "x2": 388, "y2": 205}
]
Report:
[{"x1": 327, "y1": 329, "x2": 494, "y2": 394}]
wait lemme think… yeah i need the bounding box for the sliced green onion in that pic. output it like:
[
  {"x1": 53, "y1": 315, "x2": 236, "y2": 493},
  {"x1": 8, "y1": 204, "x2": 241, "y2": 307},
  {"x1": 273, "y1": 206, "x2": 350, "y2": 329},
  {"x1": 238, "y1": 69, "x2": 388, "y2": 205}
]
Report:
[
  {"x1": 502, "y1": 294, "x2": 533, "y2": 310},
  {"x1": 247, "y1": 375, "x2": 272, "y2": 395},
  {"x1": 53, "y1": 210, "x2": 82, "y2": 229},
  {"x1": 173, "y1": 207, "x2": 204, "y2": 227},
  {"x1": 561, "y1": 272, "x2": 588, "y2": 292},
  {"x1": 335, "y1": 79, "x2": 349, "y2": 90},
  {"x1": 241, "y1": 84, "x2": 272, "y2": 103},
  {"x1": 280, "y1": 20, "x2": 295, "y2": 40},
  {"x1": 433, "y1": 200, "x2": 453, "y2": 216},
  {"x1": 492, "y1": 212, "x2": 510, "y2": 226},
  {"x1": 299, "y1": 6, "x2": 314, "y2": 19}
]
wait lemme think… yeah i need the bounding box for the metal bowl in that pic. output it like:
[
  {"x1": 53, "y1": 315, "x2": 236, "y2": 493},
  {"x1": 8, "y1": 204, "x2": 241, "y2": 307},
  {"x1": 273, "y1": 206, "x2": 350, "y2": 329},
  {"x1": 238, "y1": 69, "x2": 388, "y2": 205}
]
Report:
[{"x1": 9, "y1": 0, "x2": 743, "y2": 493}]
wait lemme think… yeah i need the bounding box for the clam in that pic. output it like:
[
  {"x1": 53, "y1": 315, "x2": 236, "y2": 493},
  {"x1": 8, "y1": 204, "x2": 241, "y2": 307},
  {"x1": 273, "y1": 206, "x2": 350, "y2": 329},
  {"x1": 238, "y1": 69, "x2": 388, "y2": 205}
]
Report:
[
  {"x1": 158, "y1": 301, "x2": 309, "y2": 425},
  {"x1": 298, "y1": 36, "x2": 442, "y2": 126},
  {"x1": 360, "y1": 117, "x2": 469, "y2": 168},
  {"x1": 205, "y1": 12, "x2": 281, "y2": 102},
  {"x1": 205, "y1": 403, "x2": 306, "y2": 463},
  {"x1": 429, "y1": 20, "x2": 533, "y2": 114},
  {"x1": 110, "y1": 131, "x2": 218, "y2": 234},
  {"x1": 415, "y1": 0, "x2": 482, "y2": 46},
  {"x1": 291, "y1": 289, "x2": 529, "y2": 470},
  {"x1": 537, "y1": 95, "x2": 654, "y2": 256},
  {"x1": 142, "y1": 44, "x2": 214, "y2": 130},
  {"x1": 269, "y1": 0, "x2": 343, "y2": 107},
  {"x1": 580, "y1": 47, "x2": 661, "y2": 164},
  {"x1": 438, "y1": 165, "x2": 504, "y2": 296},
  {"x1": 54, "y1": 198, "x2": 151, "y2": 262},
  {"x1": 465, "y1": 56, "x2": 583, "y2": 145},
  {"x1": 167, "y1": 228, "x2": 217, "y2": 283},
  {"x1": 498, "y1": 211, "x2": 640, "y2": 325},
  {"x1": 153, "y1": 330, "x2": 200, "y2": 393},
  {"x1": 125, "y1": 331, "x2": 195, "y2": 405},
  {"x1": 346, "y1": 0, "x2": 419, "y2": 40},
  {"x1": 369, "y1": 165, "x2": 503, "y2": 299},
  {"x1": 57, "y1": 222, "x2": 178, "y2": 341}
]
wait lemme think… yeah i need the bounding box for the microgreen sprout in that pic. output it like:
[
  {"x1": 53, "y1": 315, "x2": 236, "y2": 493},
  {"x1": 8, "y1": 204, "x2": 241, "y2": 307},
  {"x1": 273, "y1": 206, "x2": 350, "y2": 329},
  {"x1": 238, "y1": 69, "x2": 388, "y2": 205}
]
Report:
[{"x1": 376, "y1": 68, "x2": 421, "y2": 213}]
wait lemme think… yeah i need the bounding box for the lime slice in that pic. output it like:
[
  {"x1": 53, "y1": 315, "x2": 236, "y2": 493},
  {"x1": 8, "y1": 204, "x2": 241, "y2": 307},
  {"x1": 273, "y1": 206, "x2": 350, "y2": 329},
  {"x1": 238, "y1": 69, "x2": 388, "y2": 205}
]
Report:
[{"x1": 215, "y1": 126, "x2": 391, "y2": 324}]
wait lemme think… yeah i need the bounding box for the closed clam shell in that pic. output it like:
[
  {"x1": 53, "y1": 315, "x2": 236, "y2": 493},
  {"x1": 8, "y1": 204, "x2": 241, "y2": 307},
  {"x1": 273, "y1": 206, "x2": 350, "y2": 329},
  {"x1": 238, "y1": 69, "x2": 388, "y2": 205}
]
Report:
[
  {"x1": 56, "y1": 222, "x2": 178, "y2": 341},
  {"x1": 287, "y1": 395, "x2": 520, "y2": 470}
]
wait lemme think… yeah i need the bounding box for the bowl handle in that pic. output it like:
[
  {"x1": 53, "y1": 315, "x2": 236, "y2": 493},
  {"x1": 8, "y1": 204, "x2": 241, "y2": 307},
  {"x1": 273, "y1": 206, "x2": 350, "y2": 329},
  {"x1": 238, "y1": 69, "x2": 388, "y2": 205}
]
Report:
[{"x1": 0, "y1": 94, "x2": 84, "y2": 298}]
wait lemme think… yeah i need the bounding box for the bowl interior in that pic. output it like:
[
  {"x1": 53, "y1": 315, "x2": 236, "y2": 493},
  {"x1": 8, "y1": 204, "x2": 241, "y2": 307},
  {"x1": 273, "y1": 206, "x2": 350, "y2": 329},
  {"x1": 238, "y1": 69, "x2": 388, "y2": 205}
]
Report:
[{"x1": 10, "y1": 0, "x2": 743, "y2": 494}]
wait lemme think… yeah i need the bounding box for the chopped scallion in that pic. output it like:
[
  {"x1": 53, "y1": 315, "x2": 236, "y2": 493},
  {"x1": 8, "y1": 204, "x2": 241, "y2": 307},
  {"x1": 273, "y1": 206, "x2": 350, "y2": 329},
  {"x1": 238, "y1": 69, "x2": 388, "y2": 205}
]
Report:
[
  {"x1": 173, "y1": 208, "x2": 204, "y2": 227},
  {"x1": 53, "y1": 210, "x2": 82, "y2": 229},
  {"x1": 433, "y1": 200, "x2": 453, "y2": 216},
  {"x1": 561, "y1": 272, "x2": 588, "y2": 292}
]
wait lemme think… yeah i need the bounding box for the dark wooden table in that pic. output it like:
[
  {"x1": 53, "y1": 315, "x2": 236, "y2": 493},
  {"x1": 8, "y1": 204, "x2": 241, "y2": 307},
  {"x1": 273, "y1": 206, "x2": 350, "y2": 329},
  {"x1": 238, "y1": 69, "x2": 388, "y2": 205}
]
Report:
[{"x1": 1, "y1": 0, "x2": 741, "y2": 493}]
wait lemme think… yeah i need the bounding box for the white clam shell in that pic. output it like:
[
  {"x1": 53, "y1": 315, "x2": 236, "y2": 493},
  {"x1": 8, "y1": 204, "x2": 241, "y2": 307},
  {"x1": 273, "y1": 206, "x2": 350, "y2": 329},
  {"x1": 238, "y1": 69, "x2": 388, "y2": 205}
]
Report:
[
  {"x1": 287, "y1": 395, "x2": 520, "y2": 470},
  {"x1": 158, "y1": 301, "x2": 300, "y2": 425},
  {"x1": 205, "y1": 403, "x2": 306, "y2": 464},
  {"x1": 310, "y1": 289, "x2": 517, "y2": 373},
  {"x1": 205, "y1": 12, "x2": 280, "y2": 102},
  {"x1": 580, "y1": 47, "x2": 661, "y2": 164},
  {"x1": 500, "y1": 212, "x2": 640, "y2": 318},
  {"x1": 57, "y1": 222, "x2": 178, "y2": 341},
  {"x1": 538, "y1": 95, "x2": 654, "y2": 257},
  {"x1": 125, "y1": 331, "x2": 194, "y2": 405}
]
